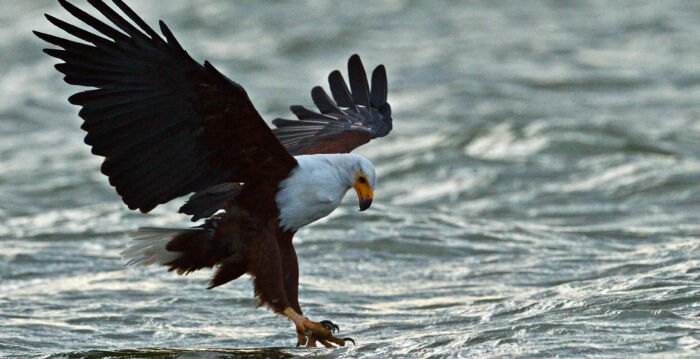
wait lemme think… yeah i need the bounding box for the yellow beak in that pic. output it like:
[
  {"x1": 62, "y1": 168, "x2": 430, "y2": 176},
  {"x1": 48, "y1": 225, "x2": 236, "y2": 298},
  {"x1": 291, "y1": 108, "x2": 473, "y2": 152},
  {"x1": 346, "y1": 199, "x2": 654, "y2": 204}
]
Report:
[{"x1": 355, "y1": 181, "x2": 374, "y2": 211}]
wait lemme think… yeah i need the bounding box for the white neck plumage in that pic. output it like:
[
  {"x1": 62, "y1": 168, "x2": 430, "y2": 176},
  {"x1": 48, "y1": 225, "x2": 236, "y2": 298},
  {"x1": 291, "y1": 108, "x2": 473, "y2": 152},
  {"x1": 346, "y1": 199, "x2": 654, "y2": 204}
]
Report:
[{"x1": 275, "y1": 153, "x2": 376, "y2": 232}]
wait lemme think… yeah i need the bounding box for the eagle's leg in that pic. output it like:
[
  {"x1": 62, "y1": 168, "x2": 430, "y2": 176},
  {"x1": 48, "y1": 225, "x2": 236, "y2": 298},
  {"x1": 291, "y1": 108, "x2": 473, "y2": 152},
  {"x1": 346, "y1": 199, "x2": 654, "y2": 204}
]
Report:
[
  {"x1": 278, "y1": 237, "x2": 302, "y2": 314},
  {"x1": 247, "y1": 227, "x2": 292, "y2": 314},
  {"x1": 278, "y1": 238, "x2": 353, "y2": 347}
]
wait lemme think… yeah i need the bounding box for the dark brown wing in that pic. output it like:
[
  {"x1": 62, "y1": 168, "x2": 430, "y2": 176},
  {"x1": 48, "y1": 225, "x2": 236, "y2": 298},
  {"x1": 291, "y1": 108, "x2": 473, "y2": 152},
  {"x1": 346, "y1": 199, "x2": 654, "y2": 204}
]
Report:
[
  {"x1": 273, "y1": 54, "x2": 392, "y2": 155},
  {"x1": 178, "y1": 182, "x2": 242, "y2": 222},
  {"x1": 35, "y1": 0, "x2": 296, "y2": 213}
]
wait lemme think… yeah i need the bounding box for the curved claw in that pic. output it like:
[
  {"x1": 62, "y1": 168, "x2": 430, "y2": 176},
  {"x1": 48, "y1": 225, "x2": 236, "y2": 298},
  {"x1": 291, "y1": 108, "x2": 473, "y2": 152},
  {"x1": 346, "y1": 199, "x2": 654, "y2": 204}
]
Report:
[
  {"x1": 294, "y1": 317, "x2": 354, "y2": 348},
  {"x1": 296, "y1": 331, "x2": 307, "y2": 347},
  {"x1": 320, "y1": 320, "x2": 340, "y2": 333}
]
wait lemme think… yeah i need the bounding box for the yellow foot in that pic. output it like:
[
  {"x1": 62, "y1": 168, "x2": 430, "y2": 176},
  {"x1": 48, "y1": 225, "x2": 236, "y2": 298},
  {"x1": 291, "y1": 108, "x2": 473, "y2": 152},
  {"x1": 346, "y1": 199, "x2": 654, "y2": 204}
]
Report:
[{"x1": 284, "y1": 308, "x2": 355, "y2": 348}]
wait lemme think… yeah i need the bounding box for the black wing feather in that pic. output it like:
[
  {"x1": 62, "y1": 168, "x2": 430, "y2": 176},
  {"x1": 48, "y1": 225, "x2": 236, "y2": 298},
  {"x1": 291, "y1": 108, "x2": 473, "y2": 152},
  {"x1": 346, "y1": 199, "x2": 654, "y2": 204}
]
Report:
[
  {"x1": 86, "y1": 0, "x2": 149, "y2": 41},
  {"x1": 348, "y1": 54, "x2": 370, "y2": 107},
  {"x1": 328, "y1": 70, "x2": 355, "y2": 109},
  {"x1": 273, "y1": 54, "x2": 392, "y2": 155},
  {"x1": 44, "y1": 14, "x2": 115, "y2": 49},
  {"x1": 370, "y1": 64, "x2": 388, "y2": 107},
  {"x1": 311, "y1": 86, "x2": 340, "y2": 114},
  {"x1": 179, "y1": 182, "x2": 242, "y2": 222},
  {"x1": 37, "y1": 0, "x2": 296, "y2": 214},
  {"x1": 111, "y1": 0, "x2": 162, "y2": 40},
  {"x1": 58, "y1": 0, "x2": 130, "y2": 43}
]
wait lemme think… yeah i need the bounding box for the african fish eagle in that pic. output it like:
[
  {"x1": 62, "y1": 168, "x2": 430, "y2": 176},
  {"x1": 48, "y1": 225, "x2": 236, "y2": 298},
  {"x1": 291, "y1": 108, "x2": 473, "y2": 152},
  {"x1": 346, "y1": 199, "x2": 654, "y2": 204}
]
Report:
[{"x1": 34, "y1": 0, "x2": 393, "y2": 348}]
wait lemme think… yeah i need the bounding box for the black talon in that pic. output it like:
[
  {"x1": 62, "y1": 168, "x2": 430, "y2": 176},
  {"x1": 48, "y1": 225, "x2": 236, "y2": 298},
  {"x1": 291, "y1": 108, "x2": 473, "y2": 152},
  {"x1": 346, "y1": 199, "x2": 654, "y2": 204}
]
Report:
[
  {"x1": 320, "y1": 320, "x2": 339, "y2": 333},
  {"x1": 343, "y1": 337, "x2": 356, "y2": 345}
]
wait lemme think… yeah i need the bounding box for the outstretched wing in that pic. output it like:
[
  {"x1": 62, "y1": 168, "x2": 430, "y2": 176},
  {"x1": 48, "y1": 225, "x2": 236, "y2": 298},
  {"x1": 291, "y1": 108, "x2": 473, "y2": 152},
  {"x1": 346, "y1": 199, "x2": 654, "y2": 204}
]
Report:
[
  {"x1": 35, "y1": 0, "x2": 296, "y2": 213},
  {"x1": 273, "y1": 54, "x2": 392, "y2": 155}
]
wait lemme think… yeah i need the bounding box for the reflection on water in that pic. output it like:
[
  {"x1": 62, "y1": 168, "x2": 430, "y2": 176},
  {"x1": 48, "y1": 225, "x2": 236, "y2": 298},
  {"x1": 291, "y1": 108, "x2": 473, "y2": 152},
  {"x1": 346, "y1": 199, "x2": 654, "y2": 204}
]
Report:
[{"x1": 1, "y1": 0, "x2": 700, "y2": 358}]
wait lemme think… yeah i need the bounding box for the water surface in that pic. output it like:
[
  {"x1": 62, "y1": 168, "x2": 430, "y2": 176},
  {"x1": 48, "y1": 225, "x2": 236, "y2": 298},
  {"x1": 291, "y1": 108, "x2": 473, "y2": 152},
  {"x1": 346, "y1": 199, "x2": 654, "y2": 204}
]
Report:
[{"x1": 1, "y1": 1, "x2": 699, "y2": 358}]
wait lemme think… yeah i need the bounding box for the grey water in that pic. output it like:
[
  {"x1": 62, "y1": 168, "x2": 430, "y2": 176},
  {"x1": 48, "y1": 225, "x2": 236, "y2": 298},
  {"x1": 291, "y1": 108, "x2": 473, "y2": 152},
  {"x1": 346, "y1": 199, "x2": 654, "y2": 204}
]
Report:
[{"x1": 1, "y1": 0, "x2": 699, "y2": 358}]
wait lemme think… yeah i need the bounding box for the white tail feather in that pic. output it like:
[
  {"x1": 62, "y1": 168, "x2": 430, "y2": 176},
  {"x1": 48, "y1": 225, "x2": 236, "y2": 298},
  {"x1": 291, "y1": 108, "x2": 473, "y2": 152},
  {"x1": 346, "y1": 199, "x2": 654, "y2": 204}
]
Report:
[{"x1": 121, "y1": 227, "x2": 189, "y2": 266}]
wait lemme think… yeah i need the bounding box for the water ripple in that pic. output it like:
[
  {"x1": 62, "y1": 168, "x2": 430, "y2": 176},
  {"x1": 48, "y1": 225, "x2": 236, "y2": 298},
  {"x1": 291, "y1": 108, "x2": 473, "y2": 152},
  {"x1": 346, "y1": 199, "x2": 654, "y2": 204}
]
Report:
[{"x1": 2, "y1": 0, "x2": 700, "y2": 358}]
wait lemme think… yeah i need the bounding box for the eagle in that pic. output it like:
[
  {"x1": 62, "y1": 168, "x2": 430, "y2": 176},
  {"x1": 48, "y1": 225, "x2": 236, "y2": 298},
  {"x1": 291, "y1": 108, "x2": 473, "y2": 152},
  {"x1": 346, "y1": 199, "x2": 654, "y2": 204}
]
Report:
[{"x1": 34, "y1": 0, "x2": 393, "y2": 348}]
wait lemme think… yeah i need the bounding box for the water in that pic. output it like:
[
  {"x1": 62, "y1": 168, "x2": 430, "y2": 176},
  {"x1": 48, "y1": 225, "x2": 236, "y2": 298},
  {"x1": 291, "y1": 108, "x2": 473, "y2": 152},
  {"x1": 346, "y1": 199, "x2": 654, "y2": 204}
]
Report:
[{"x1": 1, "y1": 0, "x2": 699, "y2": 358}]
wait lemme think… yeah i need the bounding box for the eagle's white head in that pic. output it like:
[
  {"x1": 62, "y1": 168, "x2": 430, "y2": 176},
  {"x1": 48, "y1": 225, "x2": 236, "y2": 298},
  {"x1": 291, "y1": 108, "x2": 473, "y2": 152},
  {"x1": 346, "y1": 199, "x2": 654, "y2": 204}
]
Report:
[{"x1": 275, "y1": 153, "x2": 376, "y2": 232}]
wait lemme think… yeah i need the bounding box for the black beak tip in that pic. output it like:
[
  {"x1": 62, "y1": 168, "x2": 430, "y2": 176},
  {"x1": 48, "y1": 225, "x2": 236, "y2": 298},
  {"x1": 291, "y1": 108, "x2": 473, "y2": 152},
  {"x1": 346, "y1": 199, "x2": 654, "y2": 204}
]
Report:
[{"x1": 359, "y1": 198, "x2": 372, "y2": 211}]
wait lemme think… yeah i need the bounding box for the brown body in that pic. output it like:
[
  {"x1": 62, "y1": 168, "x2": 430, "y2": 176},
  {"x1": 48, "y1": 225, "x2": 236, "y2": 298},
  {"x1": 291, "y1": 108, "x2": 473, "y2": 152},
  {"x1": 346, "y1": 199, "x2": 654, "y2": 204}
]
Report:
[{"x1": 163, "y1": 182, "x2": 302, "y2": 315}]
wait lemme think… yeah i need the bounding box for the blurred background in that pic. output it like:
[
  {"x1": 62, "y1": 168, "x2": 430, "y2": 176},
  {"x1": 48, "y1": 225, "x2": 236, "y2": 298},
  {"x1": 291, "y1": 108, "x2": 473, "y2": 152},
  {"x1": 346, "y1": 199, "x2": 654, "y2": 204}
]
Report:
[{"x1": 1, "y1": 0, "x2": 699, "y2": 358}]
